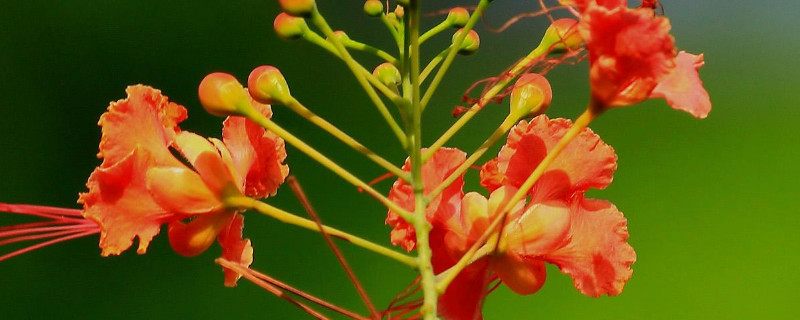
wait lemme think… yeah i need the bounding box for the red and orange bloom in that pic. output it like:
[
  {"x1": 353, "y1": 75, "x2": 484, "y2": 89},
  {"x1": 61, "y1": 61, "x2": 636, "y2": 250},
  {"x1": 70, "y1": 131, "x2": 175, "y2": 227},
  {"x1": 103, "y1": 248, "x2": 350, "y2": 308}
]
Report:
[
  {"x1": 76, "y1": 85, "x2": 287, "y2": 284},
  {"x1": 387, "y1": 116, "x2": 635, "y2": 320}
]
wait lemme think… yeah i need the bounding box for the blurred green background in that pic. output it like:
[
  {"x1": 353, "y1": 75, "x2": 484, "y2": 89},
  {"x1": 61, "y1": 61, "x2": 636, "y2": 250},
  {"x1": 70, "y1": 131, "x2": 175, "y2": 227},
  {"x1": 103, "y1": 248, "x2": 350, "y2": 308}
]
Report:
[{"x1": 1, "y1": 1, "x2": 797, "y2": 319}]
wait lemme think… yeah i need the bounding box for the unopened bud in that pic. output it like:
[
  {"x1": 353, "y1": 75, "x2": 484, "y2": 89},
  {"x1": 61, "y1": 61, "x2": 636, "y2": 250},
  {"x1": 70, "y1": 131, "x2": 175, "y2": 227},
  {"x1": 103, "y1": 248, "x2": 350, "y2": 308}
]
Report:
[
  {"x1": 540, "y1": 18, "x2": 582, "y2": 53},
  {"x1": 363, "y1": 0, "x2": 383, "y2": 17},
  {"x1": 452, "y1": 29, "x2": 480, "y2": 55},
  {"x1": 248, "y1": 66, "x2": 292, "y2": 105},
  {"x1": 372, "y1": 63, "x2": 401, "y2": 90},
  {"x1": 274, "y1": 12, "x2": 308, "y2": 40},
  {"x1": 447, "y1": 7, "x2": 470, "y2": 28},
  {"x1": 327, "y1": 30, "x2": 350, "y2": 43},
  {"x1": 394, "y1": 6, "x2": 405, "y2": 19},
  {"x1": 279, "y1": 0, "x2": 316, "y2": 17},
  {"x1": 198, "y1": 73, "x2": 251, "y2": 117},
  {"x1": 510, "y1": 74, "x2": 552, "y2": 118}
]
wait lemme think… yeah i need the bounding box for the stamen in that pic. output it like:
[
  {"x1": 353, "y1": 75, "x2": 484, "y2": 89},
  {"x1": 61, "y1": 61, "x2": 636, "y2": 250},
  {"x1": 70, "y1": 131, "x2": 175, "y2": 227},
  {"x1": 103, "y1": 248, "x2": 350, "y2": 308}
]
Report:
[
  {"x1": 0, "y1": 229, "x2": 99, "y2": 262},
  {"x1": 357, "y1": 172, "x2": 397, "y2": 193}
]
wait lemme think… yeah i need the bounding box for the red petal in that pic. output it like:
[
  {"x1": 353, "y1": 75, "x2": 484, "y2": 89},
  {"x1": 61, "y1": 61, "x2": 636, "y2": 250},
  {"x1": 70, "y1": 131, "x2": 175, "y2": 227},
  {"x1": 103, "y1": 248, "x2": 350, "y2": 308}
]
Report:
[
  {"x1": 478, "y1": 159, "x2": 504, "y2": 193},
  {"x1": 386, "y1": 148, "x2": 466, "y2": 251},
  {"x1": 496, "y1": 116, "x2": 616, "y2": 202},
  {"x1": 437, "y1": 261, "x2": 492, "y2": 320},
  {"x1": 650, "y1": 51, "x2": 712, "y2": 119},
  {"x1": 543, "y1": 198, "x2": 636, "y2": 297},
  {"x1": 145, "y1": 166, "x2": 221, "y2": 215},
  {"x1": 96, "y1": 85, "x2": 186, "y2": 168},
  {"x1": 222, "y1": 99, "x2": 288, "y2": 198},
  {"x1": 218, "y1": 214, "x2": 253, "y2": 287},
  {"x1": 79, "y1": 148, "x2": 180, "y2": 255},
  {"x1": 559, "y1": 0, "x2": 626, "y2": 12},
  {"x1": 491, "y1": 251, "x2": 546, "y2": 295},
  {"x1": 167, "y1": 211, "x2": 235, "y2": 257},
  {"x1": 581, "y1": 6, "x2": 676, "y2": 107}
]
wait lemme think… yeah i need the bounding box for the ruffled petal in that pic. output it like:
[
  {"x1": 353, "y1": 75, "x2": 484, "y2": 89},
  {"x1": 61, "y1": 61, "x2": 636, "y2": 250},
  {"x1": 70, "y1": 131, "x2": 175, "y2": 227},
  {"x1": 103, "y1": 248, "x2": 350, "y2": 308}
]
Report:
[
  {"x1": 145, "y1": 166, "x2": 221, "y2": 215},
  {"x1": 478, "y1": 159, "x2": 505, "y2": 193},
  {"x1": 167, "y1": 211, "x2": 235, "y2": 257},
  {"x1": 96, "y1": 85, "x2": 186, "y2": 168},
  {"x1": 218, "y1": 213, "x2": 253, "y2": 287},
  {"x1": 222, "y1": 99, "x2": 288, "y2": 199},
  {"x1": 650, "y1": 51, "x2": 712, "y2": 119},
  {"x1": 504, "y1": 202, "x2": 571, "y2": 256},
  {"x1": 495, "y1": 116, "x2": 617, "y2": 202},
  {"x1": 79, "y1": 147, "x2": 179, "y2": 256},
  {"x1": 386, "y1": 148, "x2": 466, "y2": 251},
  {"x1": 542, "y1": 198, "x2": 636, "y2": 297},
  {"x1": 558, "y1": 0, "x2": 626, "y2": 12},
  {"x1": 580, "y1": 6, "x2": 676, "y2": 107}
]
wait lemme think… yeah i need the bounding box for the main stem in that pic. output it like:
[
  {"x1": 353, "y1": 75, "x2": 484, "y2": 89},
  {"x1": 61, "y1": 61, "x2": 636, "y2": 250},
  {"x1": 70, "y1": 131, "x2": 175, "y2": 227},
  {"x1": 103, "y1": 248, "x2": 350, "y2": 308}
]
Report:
[{"x1": 406, "y1": 1, "x2": 438, "y2": 319}]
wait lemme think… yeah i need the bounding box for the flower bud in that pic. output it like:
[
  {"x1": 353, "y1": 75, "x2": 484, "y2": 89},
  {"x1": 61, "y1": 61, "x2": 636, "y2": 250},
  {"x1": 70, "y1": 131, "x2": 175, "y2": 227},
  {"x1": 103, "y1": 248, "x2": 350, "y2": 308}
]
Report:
[
  {"x1": 279, "y1": 0, "x2": 315, "y2": 17},
  {"x1": 447, "y1": 7, "x2": 470, "y2": 28},
  {"x1": 539, "y1": 18, "x2": 582, "y2": 53},
  {"x1": 452, "y1": 29, "x2": 480, "y2": 55},
  {"x1": 510, "y1": 74, "x2": 552, "y2": 118},
  {"x1": 363, "y1": 0, "x2": 383, "y2": 17},
  {"x1": 198, "y1": 73, "x2": 251, "y2": 117},
  {"x1": 394, "y1": 6, "x2": 405, "y2": 19},
  {"x1": 274, "y1": 12, "x2": 308, "y2": 40},
  {"x1": 248, "y1": 66, "x2": 292, "y2": 105},
  {"x1": 327, "y1": 30, "x2": 350, "y2": 43},
  {"x1": 372, "y1": 62, "x2": 401, "y2": 90}
]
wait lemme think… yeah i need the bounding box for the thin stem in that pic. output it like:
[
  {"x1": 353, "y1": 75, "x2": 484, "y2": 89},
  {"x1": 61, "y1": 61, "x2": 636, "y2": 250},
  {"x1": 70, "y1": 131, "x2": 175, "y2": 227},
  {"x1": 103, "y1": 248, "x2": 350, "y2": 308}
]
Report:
[
  {"x1": 418, "y1": 20, "x2": 450, "y2": 44},
  {"x1": 420, "y1": 47, "x2": 451, "y2": 84},
  {"x1": 216, "y1": 259, "x2": 345, "y2": 320},
  {"x1": 435, "y1": 107, "x2": 598, "y2": 293},
  {"x1": 284, "y1": 97, "x2": 409, "y2": 181},
  {"x1": 225, "y1": 196, "x2": 418, "y2": 268},
  {"x1": 380, "y1": 13, "x2": 402, "y2": 50},
  {"x1": 241, "y1": 109, "x2": 413, "y2": 221},
  {"x1": 423, "y1": 45, "x2": 549, "y2": 162},
  {"x1": 420, "y1": 0, "x2": 491, "y2": 110},
  {"x1": 406, "y1": 1, "x2": 438, "y2": 319},
  {"x1": 309, "y1": 7, "x2": 408, "y2": 147},
  {"x1": 342, "y1": 38, "x2": 399, "y2": 64},
  {"x1": 287, "y1": 177, "x2": 381, "y2": 320},
  {"x1": 425, "y1": 114, "x2": 520, "y2": 201}
]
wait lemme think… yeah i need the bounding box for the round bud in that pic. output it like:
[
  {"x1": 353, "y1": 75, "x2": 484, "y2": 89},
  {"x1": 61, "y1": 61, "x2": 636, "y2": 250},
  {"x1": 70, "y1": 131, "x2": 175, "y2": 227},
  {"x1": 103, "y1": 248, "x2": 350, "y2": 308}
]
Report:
[
  {"x1": 328, "y1": 30, "x2": 350, "y2": 43},
  {"x1": 394, "y1": 6, "x2": 405, "y2": 19},
  {"x1": 372, "y1": 63, "x2": 401, "y2": 89},
  {"x1": 198, "y1": 73, "x2": 250, "y2": 117},
  {"x1": 248, "y1": 66, "x2": 292, "y2": 105},
  {"x1": 447, "y1": 7, "x2": 470, "y2": 28},
  {"x1": 274, "y1": 12, "x2": 308, "y2": 40},
  {"x1": 540, "y1": 18, "x2": 582, "y2": 53},
  {"x1": 452, "y1": 29, "x2": 480, "y2": 55},
  {"x1": 363, "y1": 0, "x2": 383, "y2": 17},
  {"x1": 279, "y1": 0, "x2": 316, "y2": 17},
  {"x1": 510, "y1": 73, "x2": 552, "y2": 118}
]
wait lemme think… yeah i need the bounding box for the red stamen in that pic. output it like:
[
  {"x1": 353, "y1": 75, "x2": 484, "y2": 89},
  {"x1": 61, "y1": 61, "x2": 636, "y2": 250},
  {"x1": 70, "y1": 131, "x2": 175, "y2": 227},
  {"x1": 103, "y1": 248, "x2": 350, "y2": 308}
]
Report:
[
  {"x1": 0, "y1": 223, "x2": 97, "y2": 239},
  {"x1": 1, "y1": 203, "x2": 100, "y2": 262},
  {"x1": 0, "y1": 229, "x2": 99, "y2": 262},
  {"x1": 358, "y1": 172, "x2": 397, "y2": 193},
  {"x1": 0, "y1": 227, "x2": 97, "y2": 246},
  {"x1": 0, "y1": 203, "x2": 84, "y2": 217}
]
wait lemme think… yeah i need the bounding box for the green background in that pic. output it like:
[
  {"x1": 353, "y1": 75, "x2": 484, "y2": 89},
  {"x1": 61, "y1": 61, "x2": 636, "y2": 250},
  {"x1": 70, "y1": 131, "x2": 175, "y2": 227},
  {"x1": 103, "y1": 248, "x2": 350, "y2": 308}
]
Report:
[{"x1": 1, "y1": 1, "x2": 797, "y2": 319}]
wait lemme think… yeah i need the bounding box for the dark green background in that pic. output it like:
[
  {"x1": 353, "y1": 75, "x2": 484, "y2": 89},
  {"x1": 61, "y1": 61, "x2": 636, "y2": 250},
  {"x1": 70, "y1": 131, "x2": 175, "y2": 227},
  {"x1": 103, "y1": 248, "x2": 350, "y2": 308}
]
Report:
[{"x1": 1, "y1": 1, "x2": 797, "y2": 319}]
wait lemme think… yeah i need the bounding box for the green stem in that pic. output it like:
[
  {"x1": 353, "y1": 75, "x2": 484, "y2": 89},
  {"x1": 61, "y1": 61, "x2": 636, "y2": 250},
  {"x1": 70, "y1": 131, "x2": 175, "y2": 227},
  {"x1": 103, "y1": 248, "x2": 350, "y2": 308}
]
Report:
[
  {"x1": 435, "y1": 107, "x2": 599, "y2": 293},
  {"x1": 422, "y1": 45, "x2": 549, "y2": 162},
  {"x1": 406, "y1": 2, "x2": 438, "y2": 319},
  {"x1": 420, "y1": 0, "x2": 491, "y2": 111},
  {"x1": 420, "y1": 47, "x2": 451, "y2": 84},
  {"x1": 419, "y1": 20, "x2": 451, "y2": 44},
  {"x1": 241, "y1": 108, "x2": 414, "y2": 222},
  {"x1": 225, "y1": 196, "x2": 418, "y2": 268},
  {"x1": 342, "y1": 38, "x2": 399, "y2": 64},
  {"x1": 284, "y1": 97, "x2": 409, "y2": 181},
  {"x1": 309, "y1": 7, "x2": 408, "y2": 148},
  {"x1": 380, "y1": 13, "x2": 402, "y2": 51},
  {"x1": 425, "y1": 113, "x2": 519, "y2": 201}
]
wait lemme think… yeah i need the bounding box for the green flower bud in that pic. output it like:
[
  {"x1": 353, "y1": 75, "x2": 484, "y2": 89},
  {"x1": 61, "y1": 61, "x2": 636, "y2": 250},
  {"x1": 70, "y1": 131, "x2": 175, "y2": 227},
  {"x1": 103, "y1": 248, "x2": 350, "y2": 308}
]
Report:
[
  {"x1": 447, "y1": 7, "x2": 470, "y2": 28},
  {"x1": 372, "y1": 62, "x2": 401, "y2": 90},
  {"x1": 273, "y1": 12, "x2": 308, "y2": 40},
  {"x1": 394, "y1": 6, "x2": 405, "y2": 19},
  {"x1": 279, "y1": 0, "x2": 316, "y2": 17},
  {"x1": 248, "y1": 66, "x2": 292, "y2": 105},
  {"x1": 363, "y1": 0, "x2": 383, "y2": 17},
  {"x1": 539, "y1": 18, "x2": 582, "y2": 54},
  {"x1": 510, "y1": 73, "x2": 552, "y2": 118},
  {"x1": 452, "y1": 29, "x2": 480, "y2": 55}
]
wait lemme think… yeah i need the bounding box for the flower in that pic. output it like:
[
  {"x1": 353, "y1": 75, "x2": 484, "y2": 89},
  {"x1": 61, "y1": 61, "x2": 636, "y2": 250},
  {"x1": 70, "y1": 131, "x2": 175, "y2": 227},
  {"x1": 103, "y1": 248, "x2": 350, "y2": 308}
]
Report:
[
  {"x1": 386, "y1": 116, "x2": 635, "y2": 320},
  {"x1": 650, "y1": 51, "x2": 712, "y2": 118},
  {"x1": 78, "y1": 85, "x2": 288, "y2": 285}
]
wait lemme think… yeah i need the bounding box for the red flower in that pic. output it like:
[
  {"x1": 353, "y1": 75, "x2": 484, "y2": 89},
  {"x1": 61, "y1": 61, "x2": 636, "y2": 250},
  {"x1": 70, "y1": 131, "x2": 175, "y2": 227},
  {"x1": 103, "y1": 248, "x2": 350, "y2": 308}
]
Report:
[
  {"x1": 78, "y1": 85, "x2": 287, "y2": 285},
  {"x1": 387, "y1": 116, "x2": 635, "y2": 320},
  {"x1": 650, "y1": 51, "x2": 712, "y2": 118}
]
